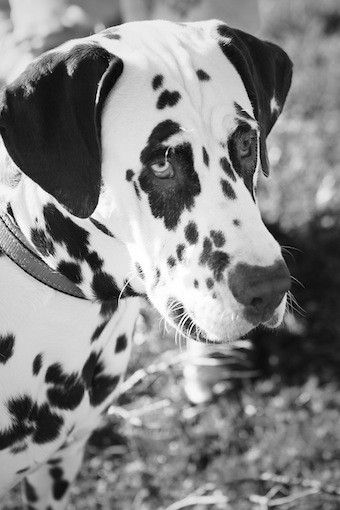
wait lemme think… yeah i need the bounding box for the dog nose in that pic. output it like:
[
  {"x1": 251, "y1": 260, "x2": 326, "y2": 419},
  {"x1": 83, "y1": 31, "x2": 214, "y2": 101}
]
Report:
[{"x1": 228, "y1": 260, "x2": 291, "y2": 322}]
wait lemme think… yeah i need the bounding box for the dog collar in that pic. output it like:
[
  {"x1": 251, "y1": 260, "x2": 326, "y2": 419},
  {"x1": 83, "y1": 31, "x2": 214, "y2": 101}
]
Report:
[{"x1": 0, "y1": 210, "x2": 87, "y2": 299}]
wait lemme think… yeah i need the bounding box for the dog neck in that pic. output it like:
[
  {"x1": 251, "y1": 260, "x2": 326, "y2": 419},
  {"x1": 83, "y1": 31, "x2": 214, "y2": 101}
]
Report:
[{"x1": 5, "y1": 176, "x2": 145, "y2": 308}]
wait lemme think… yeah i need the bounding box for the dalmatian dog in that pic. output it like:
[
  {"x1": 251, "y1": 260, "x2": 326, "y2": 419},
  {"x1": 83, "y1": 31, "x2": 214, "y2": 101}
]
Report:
[{"x1": 0, "y1": 19, "x2": 292, "y2": 509}]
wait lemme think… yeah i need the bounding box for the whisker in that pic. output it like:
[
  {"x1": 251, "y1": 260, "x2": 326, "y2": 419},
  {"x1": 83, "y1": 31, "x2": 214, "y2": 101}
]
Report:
[
  {"x1": 290, "y1": 275, "x2": 305, "y2": 288},
  {"x1": 118, "y1": 271, "x2": 138, "y2": 301}
]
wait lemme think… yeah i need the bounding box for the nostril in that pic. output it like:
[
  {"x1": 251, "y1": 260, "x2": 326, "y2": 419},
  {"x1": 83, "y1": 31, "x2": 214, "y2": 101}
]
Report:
[{"x1": 250, "y1": 296, "x2": 264, "y2": 311}]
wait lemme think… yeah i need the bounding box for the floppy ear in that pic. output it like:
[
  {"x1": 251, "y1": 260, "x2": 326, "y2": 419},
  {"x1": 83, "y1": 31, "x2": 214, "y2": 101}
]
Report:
[
  {"x1": 0, "y1": 42, "x2": 123, "y2": 217},
  {"x1": 217, "y1": 25, "x2": 293, "y2": 176}
]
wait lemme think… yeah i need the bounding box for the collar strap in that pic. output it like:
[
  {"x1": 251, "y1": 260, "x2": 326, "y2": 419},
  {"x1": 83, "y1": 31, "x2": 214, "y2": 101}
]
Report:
[{"x1": 0, "y1": 210, "x2": 87, "y2": 299}]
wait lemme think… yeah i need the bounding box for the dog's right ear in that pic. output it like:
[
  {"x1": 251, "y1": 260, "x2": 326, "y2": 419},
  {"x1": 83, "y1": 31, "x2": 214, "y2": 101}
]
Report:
[{"x1": 0, "y1": 42, "x2": 123, "y2": 218}]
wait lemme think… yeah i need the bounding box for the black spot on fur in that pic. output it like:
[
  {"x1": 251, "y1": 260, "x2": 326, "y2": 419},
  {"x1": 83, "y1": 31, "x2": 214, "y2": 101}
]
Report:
[
  {"x1": 208, "y1": 251, "x2": 230, "y2": 281},
  {"x1": 48, "y1": 457, "x2": 62, "y2": 465},
  {"x1": 194, "y1": 279, "x2": 199, "y2": 288},
  {"x1": 115, "y1": 334, "x2": 128, "y2": 353},
  {"x1": 199, "y1": 237, "x2": 230, "y2": 281},
  {"x1": 176, "y1": 244, "x2": 185, "y2": 262},
  {"x1": 32, "y1": 353, "x2": 43, "y2": 376},
  {"x1": 210, "y1": 230, "x2": 226, "y2": 248},
  {"x1": 0, "y1": 333, "x2": 15, "y2": 364},
  {"x1": 91, "y1": 271, "x2": 120, "y2": 303},
  {"x1": 199, "y1": 238, "x2": 213, "y2": 266},
  {"x1": 202, "y1": 147, "x2": 209, "y2": 167},
  {"x1": 91, "y1": 320, "x2": 109, "y2": 342},
  {"x1": 0, "y1": 395, "x2": 63, "y2": 450},
  {"x1": 154, "y1": 267, "x2": 161, "y2": 287},
  {"x1": 49, "y1": 466, "x2": 69, "y2": 501},
  {"x1": 45, "y1": 363, "x2": 84, "y2": 411},
  {"x1": 233, "y1": 219, "x2": 241, "y2": 227},
  {"x1": 126, "y1": 169, "x2": 134, "y2": 182},
  {"x1": 152, "y1": 74, "x2": 164, "y2": 90},
  {"x1": 57, "y1": 261, "x2": 82, "y2": 284},
  {"x1": 139, "y1": 127, "x2": 201, "y2": 230},
  {"x1": 133, "y1": 182, "x2": 141, "y2": 200},
  {"x1": 135, "y1": 263, "x2": 144, "y2": 279},
  {"x1": 16, "y1": 466, "x2": 30, "y2": 474},
  {"x1": 85, "y1": 356, "x2": 120, "y2": 406},
  {"x1": 196, "y1": 69, "x2": 211, "y2": 81},
  {"x1": 44, "y1": 204, "x2": 89, "y2": 260},
  {"x1": 220, "y1": 157, "x2": 236, "y2": 182},
  {"x1": 24, "y1": 479, "x2": 38, "y2": 503},
  {"x1": 206, "y1": 278, "x2": 214, "y2": 289},
  {"x1": 184, "y1": 222, "x2": 199, "y2": 245},
  {"x1": 32, "y1": 403, "x2": 64, "y2": 444},
  {"x1": 100, "y1": 28, "x2": 121, "y2": 40},
  {"x1": 30, "y1": 228, "x2": 56, "y2": 257},
  {"x1": 86, "y1": 251, "x2": 104, "y2": 272},
  {"x1": 157, "y1": 90, "x2": 181, "y2": 109},
  {"x1": 90, "y1": 218, "x2": 114, "y2": 237},
  {"x1": 167, "y1": 256, "x2": 176, "y2": 269},
  {"x1": 82, "y1": 352, "x2": 98, "y2": 388},
  {"x1": 221, "y1": 179, "x2": 236, "y2": 200}
]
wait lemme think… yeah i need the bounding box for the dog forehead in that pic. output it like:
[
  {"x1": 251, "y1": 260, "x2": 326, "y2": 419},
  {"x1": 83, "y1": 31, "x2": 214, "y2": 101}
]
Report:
[{"x1": 98, "y1": 20, "x2": 254, "y2": 149}]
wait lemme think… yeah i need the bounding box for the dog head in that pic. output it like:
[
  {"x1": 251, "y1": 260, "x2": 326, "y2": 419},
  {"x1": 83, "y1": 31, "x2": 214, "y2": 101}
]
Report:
[{"x1": 0, "y1": 20, "x2": 293, "y2": 342}]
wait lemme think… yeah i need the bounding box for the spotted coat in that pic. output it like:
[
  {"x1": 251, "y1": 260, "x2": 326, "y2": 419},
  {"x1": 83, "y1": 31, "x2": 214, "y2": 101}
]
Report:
[{"x1": 0, "y1": 20, "x2": 292, "y2": 508}]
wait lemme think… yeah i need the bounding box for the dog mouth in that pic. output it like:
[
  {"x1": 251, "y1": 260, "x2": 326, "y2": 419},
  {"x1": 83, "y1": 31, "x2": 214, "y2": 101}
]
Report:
[
  {"x1": 167, "y1": 302, "x2": 216, "y2": 343},
  {"x1": 167, "y1": 300, "x2": 283, "y2": 344}
]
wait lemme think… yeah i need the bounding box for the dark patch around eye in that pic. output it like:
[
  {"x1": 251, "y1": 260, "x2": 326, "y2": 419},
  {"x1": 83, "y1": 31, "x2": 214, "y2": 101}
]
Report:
[
  {"x1": 152, "y1": 74, "x2": 164, "y2": 90},
  {"x1": 184, "y1": 222, "x2": 199, "y2": 245},
  {"x1": 220, "y1": 157, "x2": 236, "y2": 182},
  {"x1": 221, "y1": 179, "x2": 236, "y2": 200},
  {"x1": 139, "y1": 139, "x2": 201, "y2": 230},
  {"x1": 57, "y1": 261, "x2": 82, "y2": 284},
  {"x1": 157, "y1": 90, "x2": 181, "y2": 109},
  {"x1": 210, "y1": 230, "x2": 225, "y2": 248},
  {"x1": 196, "y1": 69, "x2": 211, "y2": 81},
  {"x1": 126, "y1": 169, "x2": 134, "y2": 182},
  {"x1": 228, "y1": 123, "x2": 257, "y2": 199},
  {"x1": 176, "y1": 244, "x2": 186, "y2": 261},
  {"x1": 140, "y1": 120, "x2": 181, "y2": 163},
  {"x1": 202, "y1": 147, "x2": 209, "y2": 167}
]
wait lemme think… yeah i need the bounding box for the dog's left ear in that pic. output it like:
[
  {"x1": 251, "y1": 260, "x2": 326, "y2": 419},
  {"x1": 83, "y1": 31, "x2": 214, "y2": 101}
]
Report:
[
  {"x1": 218, "y1": 25, "x2": 293, "y2": 176},
  {"x1": 0, "y1": 43, "x2": 123, "y2": 217}
]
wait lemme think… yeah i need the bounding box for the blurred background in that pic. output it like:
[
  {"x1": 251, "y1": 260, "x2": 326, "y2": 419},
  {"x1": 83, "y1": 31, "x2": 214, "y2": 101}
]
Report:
[{"x1": 1, "y1": 0, "x2": 340, "y2": 508}]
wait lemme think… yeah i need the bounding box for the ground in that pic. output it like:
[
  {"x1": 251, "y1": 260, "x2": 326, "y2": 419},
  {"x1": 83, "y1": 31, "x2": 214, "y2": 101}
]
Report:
[{"x1": 2, "y1": 0, "x2": 340, "y2": 508}]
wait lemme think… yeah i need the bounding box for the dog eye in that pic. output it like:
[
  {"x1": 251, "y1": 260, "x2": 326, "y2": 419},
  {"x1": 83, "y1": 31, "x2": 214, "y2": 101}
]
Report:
[
  {"x1": 238, "y1": 135, "x2": 254, "y2": 158},
  {"x1": 150, "y1": 159, "x2": 175, "y2": 179}
]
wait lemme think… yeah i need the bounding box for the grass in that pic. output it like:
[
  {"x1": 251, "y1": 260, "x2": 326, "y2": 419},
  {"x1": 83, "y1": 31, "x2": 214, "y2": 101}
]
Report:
[{"x1": 2, "y1": 0, "x2": 340, "y2": 508}]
